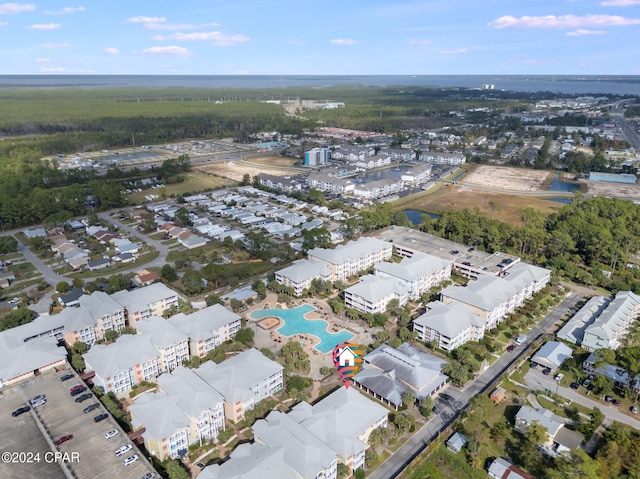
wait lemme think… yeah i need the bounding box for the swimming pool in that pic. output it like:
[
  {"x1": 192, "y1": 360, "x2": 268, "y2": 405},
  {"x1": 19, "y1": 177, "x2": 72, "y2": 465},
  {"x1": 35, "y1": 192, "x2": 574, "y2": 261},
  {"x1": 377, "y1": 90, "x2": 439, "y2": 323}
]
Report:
[{"x1": 249, "y1": 304, "x2": 354, "y2": 354}]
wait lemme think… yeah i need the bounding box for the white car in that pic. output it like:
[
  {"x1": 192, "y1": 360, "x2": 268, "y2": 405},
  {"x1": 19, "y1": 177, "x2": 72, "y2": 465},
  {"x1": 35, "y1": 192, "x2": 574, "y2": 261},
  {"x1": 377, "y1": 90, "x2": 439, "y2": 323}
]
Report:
[
  {"x1": 105, "y1": 429, "x2": 119, "y2": 439},
  {"x1": 114, "y1": 444, "x2": 133, "y2": 457},
  {"x1": 123, "y1": 454, "x2": 139, "y2": 467},
  {"x1": 554, "y1": 373, "x2": 564, "y2": 381}
]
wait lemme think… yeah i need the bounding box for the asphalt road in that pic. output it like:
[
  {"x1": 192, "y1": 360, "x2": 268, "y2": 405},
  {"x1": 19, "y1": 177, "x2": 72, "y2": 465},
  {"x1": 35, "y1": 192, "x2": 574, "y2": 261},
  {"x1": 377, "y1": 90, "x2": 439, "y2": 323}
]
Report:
[
  {"x1": 369, "y1": 292, "x2": 583, "y2": 479},
  {"x1": 524, "y1": 369, "x2": 640, "y2": 431}
]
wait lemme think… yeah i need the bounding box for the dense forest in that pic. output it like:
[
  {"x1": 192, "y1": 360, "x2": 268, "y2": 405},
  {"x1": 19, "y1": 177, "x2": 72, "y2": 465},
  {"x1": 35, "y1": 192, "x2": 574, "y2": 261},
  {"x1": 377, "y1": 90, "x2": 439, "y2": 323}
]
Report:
[{"x1": 419, "y1": 194, "x2": 640, "y2": 291}]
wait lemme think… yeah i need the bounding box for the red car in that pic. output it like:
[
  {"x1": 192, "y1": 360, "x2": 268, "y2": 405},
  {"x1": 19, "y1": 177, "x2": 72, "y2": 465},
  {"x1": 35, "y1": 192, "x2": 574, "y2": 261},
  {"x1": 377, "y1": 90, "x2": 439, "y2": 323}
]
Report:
[{"x1": 54, "y1": 435, "x2": 73, "y2": 446}]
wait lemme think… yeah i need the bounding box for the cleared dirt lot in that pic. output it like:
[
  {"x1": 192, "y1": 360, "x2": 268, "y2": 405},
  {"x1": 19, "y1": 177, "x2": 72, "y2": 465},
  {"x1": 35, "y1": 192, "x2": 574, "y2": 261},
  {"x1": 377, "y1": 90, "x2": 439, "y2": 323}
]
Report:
[
  {"x1": 195, "y1": 156, "x2": 303, "y2": 182},
  {"x1": 582, "y1": 180, "x2": 640, "y2": 200},
  {"x1": 461, "y1": 165, "x2": 551, "y2": 192}
]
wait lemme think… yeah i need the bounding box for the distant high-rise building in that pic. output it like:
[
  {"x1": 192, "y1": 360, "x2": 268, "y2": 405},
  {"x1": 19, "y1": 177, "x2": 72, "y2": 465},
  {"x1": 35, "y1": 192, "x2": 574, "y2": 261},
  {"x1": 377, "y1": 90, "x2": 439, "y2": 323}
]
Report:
[{"x1": 304, "y1": 147, "x2": 329, "y2": 167}]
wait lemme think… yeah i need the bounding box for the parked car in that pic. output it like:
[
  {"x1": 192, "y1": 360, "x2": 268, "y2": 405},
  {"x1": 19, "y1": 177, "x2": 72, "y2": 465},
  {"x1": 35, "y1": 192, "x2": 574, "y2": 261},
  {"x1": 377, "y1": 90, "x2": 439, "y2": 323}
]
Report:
[
  {"x1": 29, "y1": 395, "x2": 46, "y2": 408},
  {"x1": 69, "y1": 384, "x2": 84, "y2": 393},
  {"x1": 12, "y1": 405, "x2": 31, "y2": 417},
  {"x1": 583, "y1": 378, "x2": 592, "y2": 388},
  {"x1": 570, "y1": 382, "x2": 580, "y2": 390},
  {"x1": 140, "y1": 473, "x2": 156, "y2": 479},
  {"x1": 632, "y1": 405, "x2": 638, "y2": 414},
  {"x1": 70, "y1": 387, "x2": 87, "y2": 397},
  {"x1": 94, "y1": 413, "x2": 109, "y2": 423},
  {"x1": 123, "y1": 454, "x2": 139, "y2": 466},
  {"x1": 439, "y1": 392, "x2": 453, "y2": 401},
  {"x1": 115, "y1": 444, "x2": 133, "y2": 457},
  {"x1": 83, "y1": 403, "x2": 100, "y2": 414},
  {"x1": 554, "y1": 373, "x2": 564, "y2": 381},
  {"x1": 604, "y1": 395, "x2": 614, "y2": 403},
  {"x1": 105, "y1": 429, "x2": 119, "y2": 439},
  {"x1": 75, "y1": 393, "x2": 93, "y2": 403},
  {"x1": 60, "y1": 373, "x2": 74, "y2": 382},
  {"x1": 507, "y1": 345, "x2": 516, "y2": 352},
  {"x1": 542, "y1": 368, "x2": 551, "y2": 376},
  {"x1": 613, "y1": 399, "x2": 621, "y2": 406},
  {"x1": 54, "y1": 435, "x2": 73, "y2": 446}
]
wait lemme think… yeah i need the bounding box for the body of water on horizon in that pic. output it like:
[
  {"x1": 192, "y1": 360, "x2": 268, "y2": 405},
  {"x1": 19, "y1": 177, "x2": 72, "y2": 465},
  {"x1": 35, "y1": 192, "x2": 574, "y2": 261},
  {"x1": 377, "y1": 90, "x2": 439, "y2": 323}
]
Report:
[{"x1": 0, "y1": 75, "x2": 639, "y2": 95}]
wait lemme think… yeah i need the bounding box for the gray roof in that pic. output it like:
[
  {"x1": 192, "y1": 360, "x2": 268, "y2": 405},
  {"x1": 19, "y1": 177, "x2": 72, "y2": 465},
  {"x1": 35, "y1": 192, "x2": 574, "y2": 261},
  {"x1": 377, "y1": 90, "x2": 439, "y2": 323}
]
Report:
[
  {"x1": 111, "y1": 283, "x2": 178, "y2": 312},
  {"x1": 169, "y1": 304, "x2": 241, "y2": 341},
  {"x1": 502, "y1": 262, "x2": 551, "y2": 290},
  {"x1": 129, "y1": 393, "x2": 189, "y2": 440},
  {"x1": 554, "y1": 427, "x2": 584, "y2": 449},
  {"x1": 345, "y1": 274, "x2": 408, "y2": 303},
  {"x1": 78, "y1": 291, "x2": 124, "y2": 318},
  {"x1": 83, "y1": 334, "x2": 160, "y2": 379},
  {"x1": 446, "y1": 432, "x2": 468, "y2": 451},
  {"x1": 276, "y1": 259, "x2": 332, "y2": 283},
  {"x1": 200, "y1": 443, "x2": 299, "y2": 479},
  {"x1": 136, "y1": 315, "x2": 188, "y2": 349},
  {"x1": 374, "y1": 252, "x2": 450, "y2": 282},
  {"x1": 253, "y1": 411, "x2": 337, "y2": 479},
  {"x1": 488, "y1": 458, "x2": 530, "y2": 479},
  {"x1": 414, "y1": 301, "x2": 485, "y2": 339},
  {"x1": 194, "y1": 348, "x2": 283, "y2": 403},
  {"x1": 557, "y1": 296, "x2": 608, "y2": 345},
  {"x1": 0, "y1": 327, "x2": 67, "y2": 383},
  {"x1": 288, "y1": 387, "x2": 388, "y2": 462},
  {"x1": 530, "y1": 341, "x2": 573, "y2": 370},
  {"x1": 515, "y1": 406, "x2": 564, "y2": 436},
  {"x1": 584, "y1": 291, "x2": 640, "y2": 346},
  {"x1": 307, "y1": 237, "x2": 390, "y2": 266},
  {"x1": 441, "y1": 275, "x2": 517, "y2": 312},
  {"x1": 354, "y1": 343, "x2": 447, "y2": 405},
  {"x1": 157, "y1": 366, "x2": 224, "y2": 417}
]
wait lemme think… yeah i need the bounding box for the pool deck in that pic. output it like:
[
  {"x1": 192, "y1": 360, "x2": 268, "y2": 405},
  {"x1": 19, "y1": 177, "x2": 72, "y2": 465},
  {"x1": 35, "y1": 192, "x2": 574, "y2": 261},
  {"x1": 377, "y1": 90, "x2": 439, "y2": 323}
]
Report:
[{"x1": 246, "y1": 293, "x2": 374, "y2": 380}]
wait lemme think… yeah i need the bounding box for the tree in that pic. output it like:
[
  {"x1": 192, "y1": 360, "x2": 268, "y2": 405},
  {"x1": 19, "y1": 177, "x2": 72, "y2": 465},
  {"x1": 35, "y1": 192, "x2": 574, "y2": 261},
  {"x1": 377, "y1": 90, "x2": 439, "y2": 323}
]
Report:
[
  {"x1": 392, "y1": 412, "x2": 414, "y2": 432},
  {"x1": 182, "y1": 268, "x2": 203, "y2": 295},
  {"x1": 164, "y1": 459, "x2": 190, "y2": 479},
  {"x1": 260, "y1": 348, "x2": 276, "y2": 360},
  {"x1": 368, "y1": 427, "x2": 387, "y2": 448},
  {"x1": 365, "y1": 448, "x2": 379, "y2": 468},
  {"x1": 401, "y1": 391, "x2": 415, "y2": 408},
  {"x1": 337, "y1": 463, "x2": 350, "y2": 479},
  {"x1": 302, "y1": 227, "x2": 332, "y2": 251},
  {"x1": 72, "y1": 277, "x2": 84, "y2": 289},
  {"x1": 355, "y1": 469, "x2": 366, "y2": 479},
  {"x1": 161, "y1": 264, "x2": 178, "y2": 282},
  {"x1": 442, "y1": 360, "x2": 470, "y2": 386},
  {"x1": 71, "y1": 353, "x2": 85, "y2": 372},
  {"x1": 241, "y1": 173, "x2": 251, "y2": 186},
  {"x1": 205, "y1": 294, "x2": 222, "y2": 306},
  {"x1": 72, "y1": 341, "x2": 89, "y2": 355},
  {"x1": 281, "y1": 340, "x2": 310, "y2": 373},
  {"x1": 517, "y1": 422, "x2": 547, "y2": 472},
  {"x1": 235, "y1": 327, "x2": 254, "y2": 345},
  {"x1": 547, "y1": 449, "x2": 601, "y2": 479},
  {"x1": 229, "y1": 298, "x2": 244, "y2": 312},
  {"x1": 56, "y1": 281, "x2": 70, "y2": 293},
  {"x1": 419, "y1": 396, "x2": 434, "y2": 418},
  {"x1": 104, "y1": 330, "x2": 118, "y2": 342}
]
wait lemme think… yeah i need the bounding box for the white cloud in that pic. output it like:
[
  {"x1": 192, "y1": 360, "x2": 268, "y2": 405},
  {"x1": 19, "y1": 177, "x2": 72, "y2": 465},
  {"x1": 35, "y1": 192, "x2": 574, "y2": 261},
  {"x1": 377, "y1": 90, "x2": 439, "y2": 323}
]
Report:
[
  {"x1": 489, "y1": 14, "x2": 640, "y2": 29},
  {"x1": 409, "y1": 39, "x2": 431, "y2": 45},
  {"x1": 140, "y1": 45, "x2": 192, "y2": 56},
  {"x1": 167, "y1": 31, "x2": 250, "y2": 46},
  {"x1": 330, "y1": 38, "x2": 358, "y2": 45},
  {"x1": 44, "y1": 6, "x2": 85, "y2": 15},
  {"x1": 440, "y1": 48, "x2": 467, "y2": 55},
  {"x1": 566, "y1": 28, "x2": 606, "y2": 35},
  {"x1": 40, "y1": 66, "x2": 66, "y2": 72},
  {"x1": 287, "y1": 38, "x2": 307, "y2": 46},
  {"x1": 41, "y1": 42, "x2": 70, "y2": 48},
  {"x1": 144, "y1": 22, "x2": 218, "y2": 31},
  {"x1": 150, "y1": 34, "x2": 165, "y2": 41},
  {"x1": 103, "y1": 47, "x2": 119, "y2": 55},
  {"x1": 34, "y1": 57, "x2": 50, "y2": 63},
  {"x1": 0, "y1": 3, "x2": 35, "y2": 14},
  {"x1": 26, "y1": 23, "x2": 61, "y2": 30},
  {"x1": 600, "y1": 0, "x2": 640, "y2": 5},
  {"x1": 127, "y1": 16, "x2": 165, "y2": 23}
]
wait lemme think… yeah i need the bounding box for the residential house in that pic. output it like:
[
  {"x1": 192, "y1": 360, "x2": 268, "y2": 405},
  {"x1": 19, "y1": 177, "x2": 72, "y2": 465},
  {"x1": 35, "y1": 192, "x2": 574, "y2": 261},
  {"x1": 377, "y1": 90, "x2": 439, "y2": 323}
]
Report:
[
  {"x1": 582, "y1": 352, "x2": 640, "y2": 391},
  {"x1": 530, "y1": 341, "x2": 573, "y2": 372},
  {"x1": 488, "y1": 458, "x2": 535, "y2": 479},
  {"x1": 194, "y1": 348, "x2": 284, "y2": 423},
  {"x1": 353, "y1": 343, "x2": 448, "y2": 409},
  {"x1": 135, "y1": 269, "x2": 160, "y2": 287},
  {"x1": 514, "y1": 406, "x2": 583, "y2": 456},
  {"x1": 169, "y1": 304, "x2": 242, "y2": 358},
  {"x1": 57, "y1": 287, "x2": 84, "y2": 307},
  {"x1": 256, "y1": 173, "x2": 303, "y2": 192},
  {"x1": 413, "y1": 301, "x2": 486, "y2": 352},
  {"x1": 446, "y1": 432, "x2": 467, "y2": 453}
]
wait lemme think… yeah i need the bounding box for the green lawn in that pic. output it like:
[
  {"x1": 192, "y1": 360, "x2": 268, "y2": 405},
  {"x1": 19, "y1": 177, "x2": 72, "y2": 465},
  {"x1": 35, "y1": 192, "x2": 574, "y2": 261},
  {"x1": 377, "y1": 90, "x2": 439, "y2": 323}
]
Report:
[
  {"x1": 67, "y1": 251, "x2": 160, "y2": 278},
  {"x1": 128, "y1": 172, "x2": 234, "y2": 204},
  {"x1": 403, "y1": 445, "x2": 488, "y2": 479}
]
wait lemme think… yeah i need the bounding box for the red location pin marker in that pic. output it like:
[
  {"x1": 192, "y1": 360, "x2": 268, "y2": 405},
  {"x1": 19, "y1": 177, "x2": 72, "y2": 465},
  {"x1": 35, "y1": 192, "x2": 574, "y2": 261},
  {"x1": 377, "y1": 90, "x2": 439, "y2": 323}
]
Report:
[{"x1": 332, "y1": 341, "x2": 363, "y2": 389}]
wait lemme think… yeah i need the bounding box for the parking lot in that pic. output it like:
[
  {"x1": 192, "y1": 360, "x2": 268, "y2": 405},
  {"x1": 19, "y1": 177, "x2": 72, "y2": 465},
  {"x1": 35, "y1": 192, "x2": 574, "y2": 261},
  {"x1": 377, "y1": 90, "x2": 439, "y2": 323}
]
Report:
[{"x1": 0, "y1": 368, "x2": 155, "y2": 479}]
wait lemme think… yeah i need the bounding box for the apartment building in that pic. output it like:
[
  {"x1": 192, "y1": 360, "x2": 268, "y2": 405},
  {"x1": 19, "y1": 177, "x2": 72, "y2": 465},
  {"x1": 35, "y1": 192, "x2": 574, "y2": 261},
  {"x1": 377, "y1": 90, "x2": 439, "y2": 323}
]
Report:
[
  {"x1": 135, "y1": 315, "x2": 190, "y2": 373},
  {"x1": 306, "y1": 172, "x2": 355, "y2": 195},
  {"x1": 274, "y1": 259, "x2": 333, "y2": 296},
  {"x1": 111, "y1": 283, "x2": 179, "y2": 325},
  {"x1": 304, "y1": 147, "x2": 329, "y2": 166},
  {"x1": 413, "y1": 301, "x2": 486, "y2": 352},
  {"x1": 420, "y1": 151, "x2": 466, "y2": 165},
  {"x1": 344, "y1": 274, "x2": 409, "y2": 314},
  {"x1": 169, "y1": 304, "x2": 242, "y2": 358},
  {"x1": 194, "y1": 348, "x2": 284, "y2": 423},
  {"x1": 83, "y1": 334, "x2": 161, "y2": 396},
  {"x1": 60, "y1": 291, "x2": 126, "y2": 346},
  {"x1": 129, "y1": 367, "x2": 225, "y2": 461}
]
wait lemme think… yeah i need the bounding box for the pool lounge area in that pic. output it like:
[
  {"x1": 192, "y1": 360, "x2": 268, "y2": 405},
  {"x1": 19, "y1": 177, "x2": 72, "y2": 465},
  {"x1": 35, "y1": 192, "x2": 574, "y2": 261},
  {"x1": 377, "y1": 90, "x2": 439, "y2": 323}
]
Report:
[{"x1": 249, "y1": 304, "x2": 355, "y2": 354}]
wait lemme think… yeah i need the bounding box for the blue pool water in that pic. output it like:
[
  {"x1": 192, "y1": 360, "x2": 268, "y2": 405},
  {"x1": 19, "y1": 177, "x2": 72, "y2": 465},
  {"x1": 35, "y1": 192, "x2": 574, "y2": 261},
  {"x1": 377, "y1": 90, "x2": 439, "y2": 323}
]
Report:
[{"x1": 249, "y1": 304, "x2": 354, "y2": 354}]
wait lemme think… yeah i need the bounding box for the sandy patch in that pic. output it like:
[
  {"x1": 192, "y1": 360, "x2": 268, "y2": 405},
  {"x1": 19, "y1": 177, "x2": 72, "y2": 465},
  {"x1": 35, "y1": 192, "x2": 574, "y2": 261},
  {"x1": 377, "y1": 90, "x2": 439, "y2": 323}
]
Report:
[
  {"x1": 195, "y1": 156, "x2": 303, "y2": 182},
  {"x1": 582, "y1": 180, "x2": 640, "y2": 200},
  {"x1": 462, "y1": 166, "x2": 551, "y2": 192}
]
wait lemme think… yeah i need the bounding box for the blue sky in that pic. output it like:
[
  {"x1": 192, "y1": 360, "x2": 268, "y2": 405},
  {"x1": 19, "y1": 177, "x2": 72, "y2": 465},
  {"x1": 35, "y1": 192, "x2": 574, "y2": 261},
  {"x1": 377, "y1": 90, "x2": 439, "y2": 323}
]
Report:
[{"x1": 1, "y1": 1, "x2": 639, "y2": 75}]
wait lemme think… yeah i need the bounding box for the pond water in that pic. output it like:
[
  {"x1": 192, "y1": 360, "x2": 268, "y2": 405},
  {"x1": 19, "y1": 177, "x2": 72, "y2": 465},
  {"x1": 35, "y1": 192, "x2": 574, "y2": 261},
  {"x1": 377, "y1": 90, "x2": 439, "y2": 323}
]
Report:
[
  {"x1": 549, "y1": 174, "x2": 580, "y2": 192},
  {"x1": 545, "y1": 197, "x2": 573, "y2": 204},
  {"x1": 403, "y1": 209, "x2": 438, "y2": 225},
  {"x1": 356, "y1": 165, "x2": 412, "y2": 184}
]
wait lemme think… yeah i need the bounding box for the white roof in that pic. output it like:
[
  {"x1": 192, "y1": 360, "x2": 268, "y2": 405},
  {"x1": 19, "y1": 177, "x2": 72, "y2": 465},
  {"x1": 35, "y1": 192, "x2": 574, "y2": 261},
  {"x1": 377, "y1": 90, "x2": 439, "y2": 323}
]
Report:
[
  {"x1": 168, "y1": 304, "x2": 240, "y2": 341},
  {"x1": 288, "y1": 387, "x2": 388, "y2": 461},
  {"x1": 78, "y1": 291, "x2": 124, "y2": 318},
  {"x1": 200, "y1": 443, "x2": 299, "y2": 479},
  {"x1": 441, "y1": 275, "x2": 517, "y2": 312},
  {"x1": 276, "y1": 258, "x2": 332, "y2": 283},
  {"x1": 307, "y1": 237, "x2": 390, "y2": 266},
  {"x1": 111, "y1": 283, "x2": 178, "y2": 312},
  {"x1": 345, "y1": 274, "x2": 408, "y2": 303},
  {"x1": 83, "y1": 334, "x2": 159, "y2": 379},
  {"x1": 135, "y1": 315, "x2": 188, "y2": 349},
  {"x1": 374, "y1": 252, "x2": 450, "y2": 282},
  {"x1": 129, "y1": 393, "x2": 189, "y2": 440},
  {"x1": 414, "y1": 301, "x2": 484, "y2": 338},
  {"x1": 157, "y1": 366, "x2": 224, "y2": 416},
  {"x1": 194, "y1": 348, "x2": 283, "y2": 403},
  {"x1": 530, "y1": 341, "x2": 573, "y2": 370}
]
